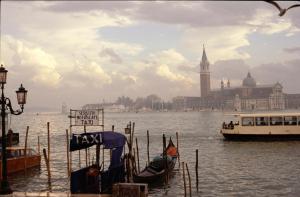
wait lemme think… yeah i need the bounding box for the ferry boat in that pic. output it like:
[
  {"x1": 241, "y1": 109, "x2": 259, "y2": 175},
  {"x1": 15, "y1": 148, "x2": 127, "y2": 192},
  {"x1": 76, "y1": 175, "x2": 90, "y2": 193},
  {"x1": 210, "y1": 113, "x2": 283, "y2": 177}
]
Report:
[{"x1": 220, "y1": 112, "x2": 300, "y2": 140}]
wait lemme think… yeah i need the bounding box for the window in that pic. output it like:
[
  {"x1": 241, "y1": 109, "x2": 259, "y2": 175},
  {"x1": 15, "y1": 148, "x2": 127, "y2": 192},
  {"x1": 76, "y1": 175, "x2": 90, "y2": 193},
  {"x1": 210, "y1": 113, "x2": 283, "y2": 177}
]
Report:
[
  {"x1": 270, "y1": 116, "x2": 283, "y2": 126},
  {"x1": 255, "y1": 117, "x2": 269, "y2": 126},
  {"x1": 242, "y1": 117, "x2": 254, "y2": 126},
  {"x1": 284, "y1": 116, "x2": 297, "y2": 125},
  {"x1": 298, "y1": 117, "x2": 300, "y2": 125}
]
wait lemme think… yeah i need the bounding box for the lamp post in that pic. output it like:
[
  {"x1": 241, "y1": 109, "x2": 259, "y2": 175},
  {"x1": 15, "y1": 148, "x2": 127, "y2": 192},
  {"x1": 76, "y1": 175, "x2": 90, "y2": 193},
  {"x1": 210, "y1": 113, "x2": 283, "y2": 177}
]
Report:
[{"x1": 0, "y1": 64, "x2": 27, "y2": 194}]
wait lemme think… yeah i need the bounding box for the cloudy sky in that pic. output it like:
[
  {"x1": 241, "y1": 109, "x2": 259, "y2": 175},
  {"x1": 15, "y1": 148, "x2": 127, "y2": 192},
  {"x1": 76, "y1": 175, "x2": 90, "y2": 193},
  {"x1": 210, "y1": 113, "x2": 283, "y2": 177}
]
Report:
[{"x1": 1, "y1": 1, "x2": 300, "y2": 110}]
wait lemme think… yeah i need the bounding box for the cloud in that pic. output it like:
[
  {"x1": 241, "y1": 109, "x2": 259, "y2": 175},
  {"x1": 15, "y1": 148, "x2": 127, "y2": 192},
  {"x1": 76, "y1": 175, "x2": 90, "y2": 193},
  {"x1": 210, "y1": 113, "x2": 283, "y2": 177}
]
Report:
[
  {"x1": 182, "y1": 26, "x2": 252, "y2": 63},
  {"x1": 283, "y1": 47, "x2": 300, "y2": 53},
  {"x1": 1, "y1": 1, "x2": 300, "y2": 108},
  {"x1": 65, "y1": 61, "x2": 112, "y2": 88},
  {"x1": 32, "y1": 1, "x2": 300, "y2": 31},
  {"x1": 146, "y1": 49, "x2": 193, "y2": 86},
  {"x1": 247, "y1": 9, "x2": 300, "y2": 36},
  {"x1": 210, "y1": 59, "x2": 250, "y2": 88},
  {"x1": 99, "y1": 48, "x2": 123, "y2": 64},
  {"x1": 2, "y1": 35, "x2": 61, "y2": 87},
  {"x1": 149, "y1": 49, "x2": 186, "y2": 65},
  {"x1": 132, "y1": 1, "x2": 259, "y2": 27},
  {"x1": 252, "y1": 59, "x2": 300, "y2": 93},
  {"x1": 209, "y1": 58, "x2": 300, "y2": 94}
]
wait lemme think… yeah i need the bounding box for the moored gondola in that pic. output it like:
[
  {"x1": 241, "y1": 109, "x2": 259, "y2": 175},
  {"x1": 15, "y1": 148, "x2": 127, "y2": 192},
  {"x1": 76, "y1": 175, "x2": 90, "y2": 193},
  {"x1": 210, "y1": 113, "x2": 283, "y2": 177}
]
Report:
[{"x1": 133, "y1": 137, "x2": 178, "y2": 184}]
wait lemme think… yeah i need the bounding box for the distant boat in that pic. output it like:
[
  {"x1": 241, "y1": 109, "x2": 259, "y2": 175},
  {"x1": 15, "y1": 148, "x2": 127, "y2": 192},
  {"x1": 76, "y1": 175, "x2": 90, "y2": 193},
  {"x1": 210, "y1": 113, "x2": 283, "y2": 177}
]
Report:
[
  {"x1": 221, "y1": 112, "x2": 300, "y2": 140},
  {"x1": 0, "y1": 147, "x2": 41, "y2": 178}
]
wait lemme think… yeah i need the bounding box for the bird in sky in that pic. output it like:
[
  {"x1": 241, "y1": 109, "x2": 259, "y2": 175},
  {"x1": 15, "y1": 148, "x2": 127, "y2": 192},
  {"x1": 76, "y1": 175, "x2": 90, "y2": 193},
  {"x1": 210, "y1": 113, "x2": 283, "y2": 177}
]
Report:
[{"x1": 264, "y1": 1, "x2": 300, "y2": 16}]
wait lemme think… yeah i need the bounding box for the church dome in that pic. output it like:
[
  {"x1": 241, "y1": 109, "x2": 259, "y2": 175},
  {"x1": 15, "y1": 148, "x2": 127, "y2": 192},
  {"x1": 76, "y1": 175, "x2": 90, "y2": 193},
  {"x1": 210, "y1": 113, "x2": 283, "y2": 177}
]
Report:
[{"x1": 242, "y1": 72, "x2": 256, "y2": 87}]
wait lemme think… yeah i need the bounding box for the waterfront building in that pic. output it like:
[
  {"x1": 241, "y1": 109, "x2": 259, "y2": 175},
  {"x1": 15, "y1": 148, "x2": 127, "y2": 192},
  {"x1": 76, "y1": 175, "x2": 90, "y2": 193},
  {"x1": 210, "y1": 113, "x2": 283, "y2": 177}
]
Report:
[{"x1": 173, "y1": 46, "x2": 300, "y2": 111}]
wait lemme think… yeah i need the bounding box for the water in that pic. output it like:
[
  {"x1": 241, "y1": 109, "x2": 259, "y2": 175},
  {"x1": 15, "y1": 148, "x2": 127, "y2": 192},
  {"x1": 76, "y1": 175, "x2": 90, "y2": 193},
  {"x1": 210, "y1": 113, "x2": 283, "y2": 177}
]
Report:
[{"x1": 7, "y1": 111, "x2": 300, "y2": 196}]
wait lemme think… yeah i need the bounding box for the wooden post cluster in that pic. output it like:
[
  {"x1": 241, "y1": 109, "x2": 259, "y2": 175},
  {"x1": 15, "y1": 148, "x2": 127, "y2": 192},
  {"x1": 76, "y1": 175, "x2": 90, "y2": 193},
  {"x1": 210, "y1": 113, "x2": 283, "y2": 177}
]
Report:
[{"x1": 181, "y1": 149, "x2": 199, "y2": 196}]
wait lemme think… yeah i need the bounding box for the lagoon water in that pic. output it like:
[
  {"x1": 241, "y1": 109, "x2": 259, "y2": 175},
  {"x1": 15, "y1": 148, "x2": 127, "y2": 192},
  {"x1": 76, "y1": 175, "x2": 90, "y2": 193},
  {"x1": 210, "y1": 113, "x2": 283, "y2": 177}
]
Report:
[{"x1": 8, "y1": 111, "x2": 300, "y2": 196}]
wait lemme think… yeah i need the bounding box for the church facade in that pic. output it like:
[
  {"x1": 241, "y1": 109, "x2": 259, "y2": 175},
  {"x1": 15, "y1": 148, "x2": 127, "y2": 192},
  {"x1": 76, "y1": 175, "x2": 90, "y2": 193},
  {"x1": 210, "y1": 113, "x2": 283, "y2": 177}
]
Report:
[{"x1": 173, "y1": 46, "x2": 299, "y2": 111}]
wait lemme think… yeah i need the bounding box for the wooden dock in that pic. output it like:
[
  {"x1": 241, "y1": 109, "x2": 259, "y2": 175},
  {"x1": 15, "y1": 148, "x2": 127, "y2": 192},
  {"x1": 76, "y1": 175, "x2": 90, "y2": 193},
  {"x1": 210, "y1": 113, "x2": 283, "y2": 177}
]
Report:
[{"x1": 8, "y1": 193, "x2": 111, "y2": 197}]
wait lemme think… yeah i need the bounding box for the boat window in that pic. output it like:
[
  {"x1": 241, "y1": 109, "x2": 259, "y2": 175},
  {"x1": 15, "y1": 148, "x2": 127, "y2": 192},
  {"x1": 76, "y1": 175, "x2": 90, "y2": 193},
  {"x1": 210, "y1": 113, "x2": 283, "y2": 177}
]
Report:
[
  {"x1": 298, "y1": 117, "x2": 300, "y2": 125},
  {"x1": 284, "y1": 116, "x2": 297, "y2": 125},
  {"x1": 270, "y1": 116, "x2": 283, "y2": 126},
  {"x1": 255, "y1": 117, "x2": 269, "y2": 126},
  {"x1": 242, "y1": 117, "x2": 254, "y2": 126}
]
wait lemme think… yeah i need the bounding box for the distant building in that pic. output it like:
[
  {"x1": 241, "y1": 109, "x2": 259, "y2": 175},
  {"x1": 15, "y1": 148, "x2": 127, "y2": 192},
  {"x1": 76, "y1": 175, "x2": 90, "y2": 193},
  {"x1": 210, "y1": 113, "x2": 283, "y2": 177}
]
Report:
[
  {"x1": 173, "y1": 46, "x2": 300, "y2": 111},
  {"x1": 285, "y1": 94, "x2": 300, "y2": 109},
  {"x1": 61, "y1": 102, "x2": 68, "y2": 114},
  {"x1": 82, "y1": 103, "x2": 127, "y2": 112}
]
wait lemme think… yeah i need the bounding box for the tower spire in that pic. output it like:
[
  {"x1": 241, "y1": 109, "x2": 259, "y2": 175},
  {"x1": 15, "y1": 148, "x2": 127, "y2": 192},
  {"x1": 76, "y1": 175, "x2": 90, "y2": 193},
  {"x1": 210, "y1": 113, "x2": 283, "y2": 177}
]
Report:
[
  {"x1": 200, "y1": 44, "x2": 210, "y2": 97},
  {"x1": 202, "y1": 44, "x2": 208, "y2": 63}
]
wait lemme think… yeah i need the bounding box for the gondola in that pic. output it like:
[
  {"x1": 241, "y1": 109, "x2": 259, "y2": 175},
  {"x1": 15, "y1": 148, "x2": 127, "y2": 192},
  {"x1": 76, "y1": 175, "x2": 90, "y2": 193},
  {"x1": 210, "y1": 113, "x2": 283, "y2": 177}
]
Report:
[{"x1": 133, "y1": 137, "x2": 178, "y2": 184}]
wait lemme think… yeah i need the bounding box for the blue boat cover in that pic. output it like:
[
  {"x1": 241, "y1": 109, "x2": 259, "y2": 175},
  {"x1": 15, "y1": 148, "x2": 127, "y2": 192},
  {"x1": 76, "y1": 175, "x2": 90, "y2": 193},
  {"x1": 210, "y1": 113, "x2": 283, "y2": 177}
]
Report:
[{"x1": 70, "y1": 131, "x2": 126, "y2": 152}]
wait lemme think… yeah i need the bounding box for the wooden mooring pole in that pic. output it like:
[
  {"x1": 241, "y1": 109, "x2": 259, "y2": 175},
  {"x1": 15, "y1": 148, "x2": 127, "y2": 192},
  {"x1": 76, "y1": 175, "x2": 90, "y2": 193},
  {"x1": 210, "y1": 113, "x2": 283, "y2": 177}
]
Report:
[
  {"x1": 66, "y1": 129, "x2": 70, "y2": 176},
  {"x1": 24, "y1": 126, "x2": 29, "y2": 174},
  {"x1": 133, "y1": 148, "x2": 137, "y2": 175},
  {"x1": 147, "y1": 130, "x2": 150, "y2": 165},
  {"x1": 186, "y1": 163, "x2": 192, "y2": 197},
  {"x1": 84, "y1": 124, "x2": 88, "y2": 167},
  {"x1": 47, "y1": 122, "x2": 50, "y2": 167},
  {"x1": 196, "y1": 149, "x2": 199, "y2": 193},
  {"x1": 176, "y1": 132, "x2": 180, "y2": 168},
  {"x1": 43, "y1": 148, "x2": 51, "y2": 185},
  {"x1": 135, "y1": 137, "x2": 140, "y2": 173},
  {"x1": 182, "y1": 162, "x2": 187, "y2": 197},
  {"x1": 37, "y1": 136, "x2": 40, "y2": 155},
  {"x1": 163, "y1": 134, "x2": 168, "y2": 185}
]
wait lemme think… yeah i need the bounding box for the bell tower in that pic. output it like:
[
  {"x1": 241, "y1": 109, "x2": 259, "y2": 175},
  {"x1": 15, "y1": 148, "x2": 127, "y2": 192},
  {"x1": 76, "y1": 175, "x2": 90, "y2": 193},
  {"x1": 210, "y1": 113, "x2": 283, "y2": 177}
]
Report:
[{"x1": 200, "y1": 45, "x2": 210, "y2": 97}]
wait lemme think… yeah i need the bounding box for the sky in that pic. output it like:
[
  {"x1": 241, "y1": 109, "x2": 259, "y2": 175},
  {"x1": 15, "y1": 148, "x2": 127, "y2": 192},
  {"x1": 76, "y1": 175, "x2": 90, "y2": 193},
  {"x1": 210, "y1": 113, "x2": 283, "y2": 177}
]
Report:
[{"x1": 0, "y1": 1, "x2": 300, "y2": 110}]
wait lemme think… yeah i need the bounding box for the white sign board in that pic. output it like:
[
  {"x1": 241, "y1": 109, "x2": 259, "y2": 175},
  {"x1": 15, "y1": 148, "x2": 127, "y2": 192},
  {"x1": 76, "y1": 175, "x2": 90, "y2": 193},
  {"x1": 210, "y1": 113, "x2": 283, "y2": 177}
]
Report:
[{"x1": 75, "y1": 110, "x2": 99, "y2": 126}]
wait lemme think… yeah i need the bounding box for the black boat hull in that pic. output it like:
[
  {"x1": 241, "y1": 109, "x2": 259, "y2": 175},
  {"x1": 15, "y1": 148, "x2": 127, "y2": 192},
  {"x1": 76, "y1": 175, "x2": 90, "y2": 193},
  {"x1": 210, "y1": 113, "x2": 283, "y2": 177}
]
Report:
[
  {"x1": 133, "y1": 157, "x2": 176, "y2": 184},
  {"x1": 223, "y1": 133, "x2": 300, "y2": 141}
]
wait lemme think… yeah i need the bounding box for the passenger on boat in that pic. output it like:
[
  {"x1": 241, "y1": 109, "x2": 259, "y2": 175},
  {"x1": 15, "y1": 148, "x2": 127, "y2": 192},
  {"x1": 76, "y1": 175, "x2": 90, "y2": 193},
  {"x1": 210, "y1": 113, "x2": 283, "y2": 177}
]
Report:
[
  {"x1": 222, "y1": 122, "x2": 226, "y2": 129},
  {"x1": 228, "y1": 121, "x2": 234, "y2": 129},
  {"x1": 7, "y1": 129, "x2": 13, "y2": 147}
]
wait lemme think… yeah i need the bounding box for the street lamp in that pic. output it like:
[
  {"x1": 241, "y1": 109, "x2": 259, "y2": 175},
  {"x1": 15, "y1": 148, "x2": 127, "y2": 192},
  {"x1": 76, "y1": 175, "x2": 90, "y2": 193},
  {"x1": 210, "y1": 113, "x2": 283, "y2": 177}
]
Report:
[{"x1": 0, "y1": 64, "x2": 27, "y2": 194}]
